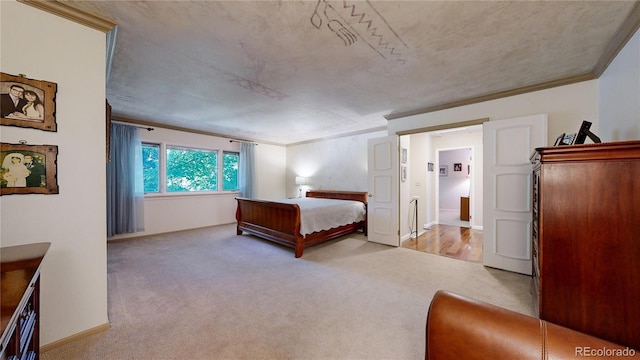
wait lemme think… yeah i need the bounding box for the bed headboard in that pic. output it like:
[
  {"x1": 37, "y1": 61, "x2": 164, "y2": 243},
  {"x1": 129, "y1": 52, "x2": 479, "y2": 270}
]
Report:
[{"x1": 305, "y1": 190, "x2": 368, "y2": 204}]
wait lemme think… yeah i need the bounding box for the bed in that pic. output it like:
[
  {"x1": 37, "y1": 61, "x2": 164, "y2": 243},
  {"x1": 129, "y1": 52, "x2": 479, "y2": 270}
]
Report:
[{"x1": 235, "y1": 190, "x2": 368, "y2": 257}]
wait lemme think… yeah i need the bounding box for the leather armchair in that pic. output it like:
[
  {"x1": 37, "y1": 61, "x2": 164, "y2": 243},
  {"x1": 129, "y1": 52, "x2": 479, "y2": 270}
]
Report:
[{"x1": 426, "y1": 290, "x2": 639, "y2": 360}]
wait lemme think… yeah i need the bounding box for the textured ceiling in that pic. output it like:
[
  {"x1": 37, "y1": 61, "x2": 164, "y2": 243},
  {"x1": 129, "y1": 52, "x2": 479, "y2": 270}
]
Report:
[{"x1": 65, "y1": 0, "x2": 638, "y2": 145}]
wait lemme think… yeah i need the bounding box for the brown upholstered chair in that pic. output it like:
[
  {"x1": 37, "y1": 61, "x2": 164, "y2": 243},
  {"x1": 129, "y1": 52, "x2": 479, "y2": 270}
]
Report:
[{"x1": 426, "y1": 290, "x2": 639, "y2": 360}]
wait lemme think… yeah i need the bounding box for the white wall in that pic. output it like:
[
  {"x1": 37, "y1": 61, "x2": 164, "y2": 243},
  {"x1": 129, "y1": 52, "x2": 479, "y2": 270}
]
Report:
[
  {"x1": 255, "y1": 143, "x2": 287, "y2": 200},
  {"x1": 399, "y1": 135, "x2": 412, "y2": 240},
  {"x1": 599, "y1": 30, "x2": 640, "y2": 141},
  {"x1": 286, "y1": 130, "x2": 387, "y2": 197},
  {"x1": 0, "y1": 0, "x2": 108, "y2": 346},
  {"x1": 108, "y1": 127, "x2": 286, "y2": 240},
  {"x1": 409, "y1": 133, "x2": 432, "y2": 230}
]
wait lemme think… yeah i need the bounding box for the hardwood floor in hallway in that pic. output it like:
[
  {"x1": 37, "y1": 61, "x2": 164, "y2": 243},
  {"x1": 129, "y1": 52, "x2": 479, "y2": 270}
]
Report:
[{"x1": 401, "y1": 224, "x2": 483, "y2": 263}]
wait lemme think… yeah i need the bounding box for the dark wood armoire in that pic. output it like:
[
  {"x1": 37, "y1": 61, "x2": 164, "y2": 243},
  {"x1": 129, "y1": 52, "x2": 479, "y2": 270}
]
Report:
[{"x1": 531, "y1": 140, "x2": 640, "y2": 350}]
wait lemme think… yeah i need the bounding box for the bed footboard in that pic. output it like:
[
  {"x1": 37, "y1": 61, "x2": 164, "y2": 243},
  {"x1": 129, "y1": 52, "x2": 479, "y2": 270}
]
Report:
[{"x1": 235, "y1": 197, "x2": 305, "y2": 257}]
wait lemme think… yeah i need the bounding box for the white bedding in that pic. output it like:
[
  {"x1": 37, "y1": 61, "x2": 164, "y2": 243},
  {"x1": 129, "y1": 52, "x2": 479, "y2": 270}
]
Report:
[{"x1": 278, "y1": 197, "x2": 366, "y2": 236}]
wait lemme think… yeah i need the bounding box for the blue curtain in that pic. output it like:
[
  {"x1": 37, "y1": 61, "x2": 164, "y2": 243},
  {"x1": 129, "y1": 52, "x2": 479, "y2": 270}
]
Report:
[
  {"x1": 107, "y1": 123, "x2": 145, "y2": 236},
  {"x1": 238, "y1": 142, "x2": 256, "y2": 198}
]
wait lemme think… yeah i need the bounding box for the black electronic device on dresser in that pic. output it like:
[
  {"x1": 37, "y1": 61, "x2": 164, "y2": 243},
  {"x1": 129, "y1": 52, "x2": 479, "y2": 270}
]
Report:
[
  {"x1": 531, "y1": 140, "x2": 640, "y2": 351},
  {"x1": 1, "y1": 242, "x2": 50, "y2": 360}
]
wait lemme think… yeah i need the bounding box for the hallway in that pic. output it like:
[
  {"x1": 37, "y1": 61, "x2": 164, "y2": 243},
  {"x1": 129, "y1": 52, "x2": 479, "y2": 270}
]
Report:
[
  {"x1": 401, "y1": 224, "x2": 483, "y2": 263},
  {"x1": 438, "y1": 209, "x2": 470, "y2": 228}
]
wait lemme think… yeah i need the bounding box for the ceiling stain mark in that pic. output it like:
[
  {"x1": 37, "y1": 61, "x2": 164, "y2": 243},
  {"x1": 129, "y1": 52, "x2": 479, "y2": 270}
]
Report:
[
  {"x1": 363, "y1": 0, "x2": 409, "y2": 49},
  {"x1": 310, "y1": 0, "x2": 408, "y2": 64},
  {"x1": 342, "y1": 0, "x2": 408, "y2": 64},
  {"x1": 226, "y1": 75, "x2": 288, "y2": 100},
  {"x1": 311, "y1": 0, "x2": 358, "y2": 46}
]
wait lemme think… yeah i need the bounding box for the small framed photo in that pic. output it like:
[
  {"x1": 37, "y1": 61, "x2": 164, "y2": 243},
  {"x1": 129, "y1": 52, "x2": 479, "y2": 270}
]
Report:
[
  {"x1": 1, "y1": 72, "x2": 57, "y2": 132},
  {"x1": 439, "y1": 165, "x2": 448, "y2": 177},
  {"x1": 454, "y1": 163, "x2": 462, "y2": 171},
  {"x1": 554, "y1": 133, "x2": 565, "y2": 146},
  {"x1": 428, "y1": 162, "x2": 434, "y2": 172},
  {"x1": 1, "y1": 142, "x2": 59, "y2": 195}
]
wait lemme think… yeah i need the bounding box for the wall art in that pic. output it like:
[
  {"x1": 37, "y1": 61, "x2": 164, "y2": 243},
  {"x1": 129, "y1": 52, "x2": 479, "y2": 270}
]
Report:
[
  {"x1": 1, "y1": 72, "x2": 57, "y2": 132},
  {"x1": 0, "y1": 142, "x2": 59, "y2": 195}
]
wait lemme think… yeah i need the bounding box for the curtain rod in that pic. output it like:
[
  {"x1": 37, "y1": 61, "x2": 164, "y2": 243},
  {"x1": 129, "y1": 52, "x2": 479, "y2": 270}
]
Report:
[
  {"x1": 229, "y1": 139, "x2": 258, "y2": 145},
  {"x1": 112, "y1": 120, "x2": 154, "y2": 131}
]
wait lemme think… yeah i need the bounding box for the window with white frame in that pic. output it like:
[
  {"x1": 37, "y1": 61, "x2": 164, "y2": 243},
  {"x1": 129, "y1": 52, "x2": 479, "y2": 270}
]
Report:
[
  {"x1": 141, "y1": 143, "x2": 239, "y2": 194},
  {"x1": 222, "y1": 151, "x2": 239, "y2": 191},
  {"x1": 142, "y1": 143, "x2": 160, "y2": 193}
]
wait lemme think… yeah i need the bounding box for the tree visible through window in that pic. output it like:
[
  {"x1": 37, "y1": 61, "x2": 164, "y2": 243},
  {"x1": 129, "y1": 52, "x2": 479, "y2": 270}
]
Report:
[
  {"x1": 223, "y1": 151, "x2": 239, "y2": 191},
  {"x1": 141, "y1": 144, "x2": 239, "y2": 194},
  {"x1": 142, "y1": 143, "x2": 159, "y2": 193},
  {"x1": 166, "y1": 146, "x2": 217, "y2": 192}
]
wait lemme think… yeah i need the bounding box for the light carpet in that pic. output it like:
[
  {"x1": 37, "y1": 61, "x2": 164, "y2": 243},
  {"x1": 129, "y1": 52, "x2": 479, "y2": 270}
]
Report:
[{"x1": 42, "y1": 223, "x2": 533, "y2": 360}]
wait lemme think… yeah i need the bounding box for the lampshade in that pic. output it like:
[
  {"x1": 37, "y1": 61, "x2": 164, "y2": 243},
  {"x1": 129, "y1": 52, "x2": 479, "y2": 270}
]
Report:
[{"x1": 295, "y1": 176, "x2": 307, "y2": 185}]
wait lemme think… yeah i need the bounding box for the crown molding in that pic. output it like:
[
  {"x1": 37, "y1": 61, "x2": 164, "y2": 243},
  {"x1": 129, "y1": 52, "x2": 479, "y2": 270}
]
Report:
[
  {"x1": 385, "y1": 72, "x2": 596, "y2": 121},
  {"x1": 385, "y1": 2, "x2": 640, "y2": 121},
  {"x1": 395, "y1": 118, "x2": 488, "y2": 137},
  {"x1": 286, "y1": 126, "x2": 388, "y2": 147},
  {"x1": 17, "y1": 0, "x2": 117, "y2": 33},
  {"x1": 592, "y1": 2, "x2": 640, "y2": 77}
]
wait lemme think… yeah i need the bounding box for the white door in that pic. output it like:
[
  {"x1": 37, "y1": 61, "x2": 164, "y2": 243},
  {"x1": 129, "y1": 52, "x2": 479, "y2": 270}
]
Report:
[
  {"x1": 367, "y1": 136, "x2": 399, "y2": 247},
  {"x1": 483, "y1": 114, "x2": 547, "y2": 275}
]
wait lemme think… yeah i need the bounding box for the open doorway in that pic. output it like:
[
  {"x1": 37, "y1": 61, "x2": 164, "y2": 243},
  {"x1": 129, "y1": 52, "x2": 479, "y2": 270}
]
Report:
[
  {"x1": 437, "y1": 147, "x2": 471, "y2": 228},
  {"x1": 401, "y1": 124, "x2": 483, "y2": 263}
]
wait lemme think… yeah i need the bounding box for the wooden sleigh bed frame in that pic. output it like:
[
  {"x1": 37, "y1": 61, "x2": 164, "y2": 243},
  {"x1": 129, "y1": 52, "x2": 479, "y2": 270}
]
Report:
[{"x1": 236, "y1": 190, "x2": 368, "y2": 258}]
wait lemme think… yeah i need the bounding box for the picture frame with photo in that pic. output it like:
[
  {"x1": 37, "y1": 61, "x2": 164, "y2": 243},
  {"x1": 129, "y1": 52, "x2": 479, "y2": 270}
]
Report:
[
  {"x1": 428, "y1": 162, "x2": 434, "y2": 172},
  {"x1": 0, "y1": 142, "x2": 59, "y2": 195},
  {"x1": 439, "y1": 165, "x2": 448, "y2": 177},
  {"x1": 1, "y1": 72, "x2": 57, "y2": 132}
]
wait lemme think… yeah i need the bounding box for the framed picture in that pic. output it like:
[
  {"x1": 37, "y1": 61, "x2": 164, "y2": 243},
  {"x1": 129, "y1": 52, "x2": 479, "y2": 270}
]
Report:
[
  {"x1": 553, "y1": 133, "x2": 565, "y2": 146},
  {"x1": 439, "y1": 165, "x2": 448, "y2": 177},
  {"x1": 1, "y1": 72, "x2": 57, "y2": 132},
  {"x1": 428, "y1": 162, "x2": 434, "y2": 172},
  {"x1": 454, "y1": 163, "x2": 462, "y2": 171},
  {"x1": 1, "y1": 142, "x2": 59, "y2": 195},
  {"x1": 401, "y1": 165, "x2": 407, "y2": 182},
  {"x1": 401, "y1": 148, "x2": 407, "y2": 164}
]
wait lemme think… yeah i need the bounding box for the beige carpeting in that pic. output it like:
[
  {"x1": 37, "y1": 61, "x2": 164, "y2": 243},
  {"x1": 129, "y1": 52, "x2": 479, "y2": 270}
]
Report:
[{"x1": 42, "y1": 223, "x2": 534, "y2": 360}]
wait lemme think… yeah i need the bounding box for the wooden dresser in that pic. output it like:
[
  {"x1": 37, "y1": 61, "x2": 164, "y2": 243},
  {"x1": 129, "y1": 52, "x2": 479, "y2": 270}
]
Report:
[
  {"x1": 531, "y1": 140, "x2": 640, "y2": 350},
  {"x1": 1, "y1": 242, "x2": 50, "y2": 360}
]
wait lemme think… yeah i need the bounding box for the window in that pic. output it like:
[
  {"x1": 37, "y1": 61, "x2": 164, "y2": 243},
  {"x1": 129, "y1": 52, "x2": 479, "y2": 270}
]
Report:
[
  {"x1": 223, "y1": 151, "x2": 239, "y2": 191},
  {"x1": 141, "y1": 143, "x2": 239, "y2": 194},
  {"x1": 166, "y1": 146, "x2": 217, "y2": 192},
  {"x1": 142, "y1": 143, "x2": 160, "y2": 193}
]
